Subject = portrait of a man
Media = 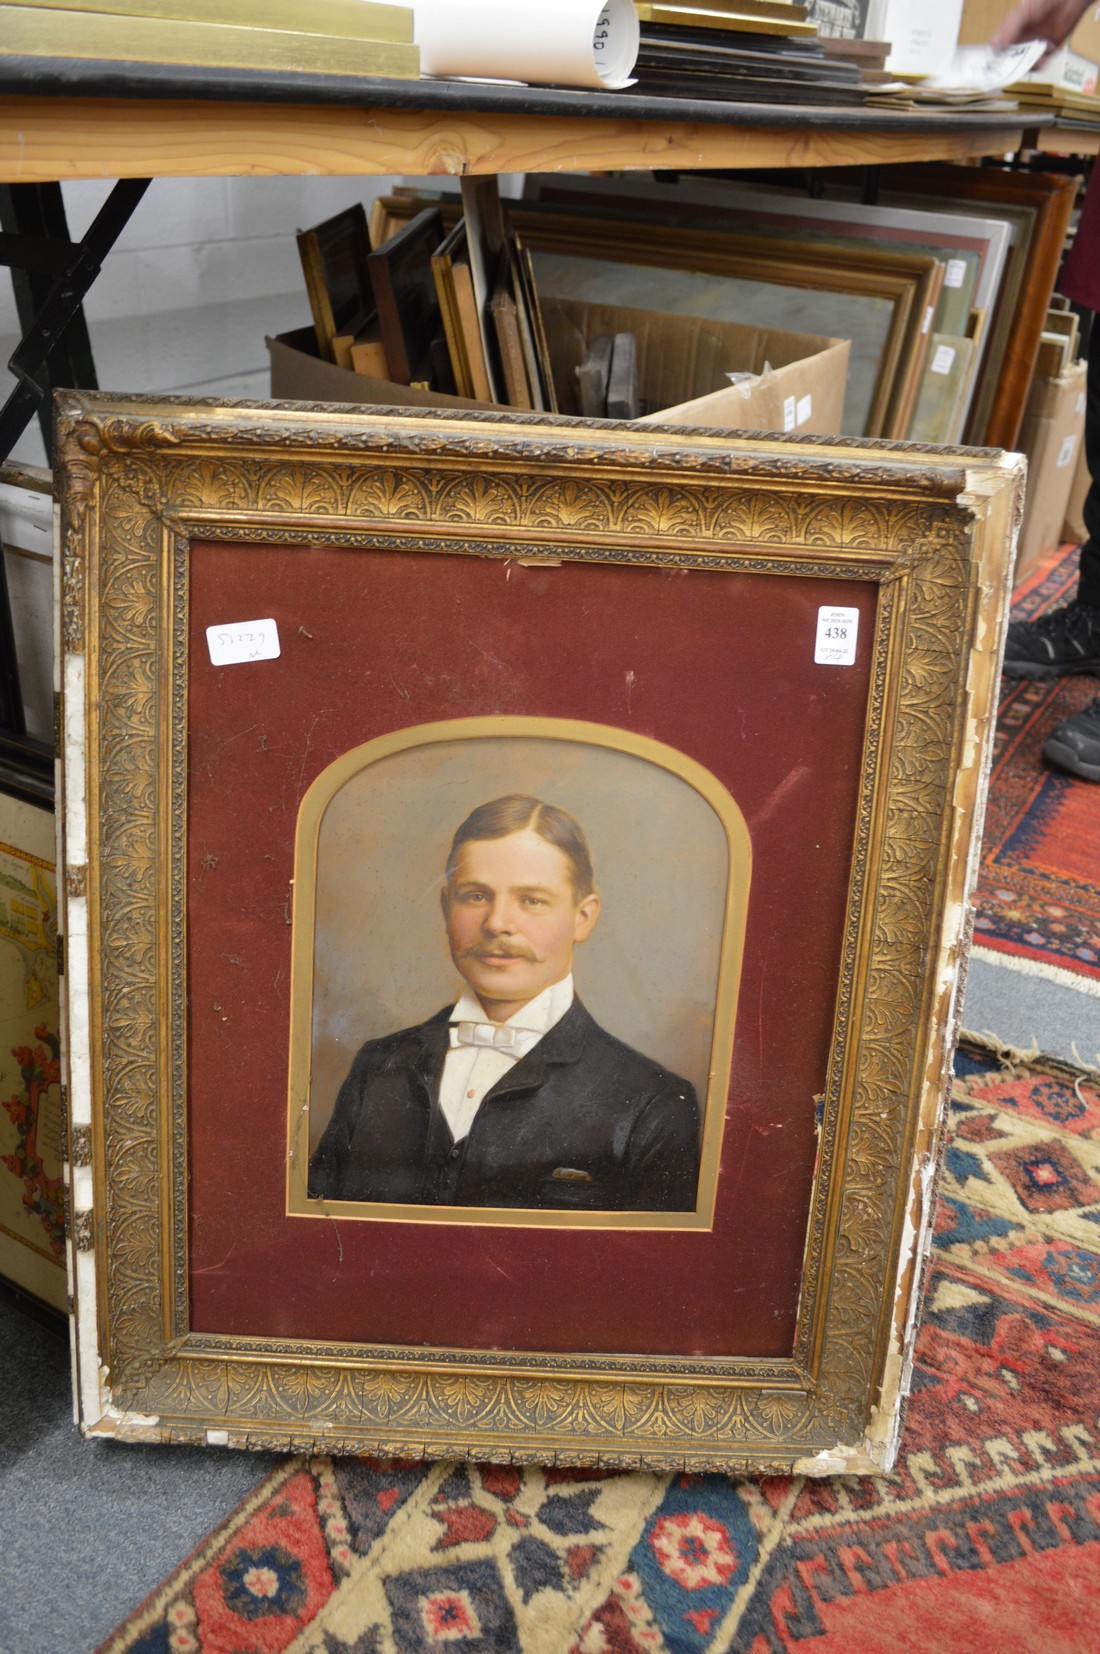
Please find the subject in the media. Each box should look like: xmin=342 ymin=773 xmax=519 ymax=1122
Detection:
xmin=307 ymin=793 xmax=702 ymax=1213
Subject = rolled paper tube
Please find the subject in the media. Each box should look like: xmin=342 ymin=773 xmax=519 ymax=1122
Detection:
xmin=412 ymin=0 xmax=639 ymax=89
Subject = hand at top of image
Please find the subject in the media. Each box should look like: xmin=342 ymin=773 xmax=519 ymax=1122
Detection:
xmin=990 ymin=0 xmax=1093 ymax=52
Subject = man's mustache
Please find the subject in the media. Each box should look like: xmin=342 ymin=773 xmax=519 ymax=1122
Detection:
xmin=457 ymin=942 xmax=538 ymax=962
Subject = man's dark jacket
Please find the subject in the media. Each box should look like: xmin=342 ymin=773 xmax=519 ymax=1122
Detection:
xmin=308 ymin=997 xmax=700 ymax=1212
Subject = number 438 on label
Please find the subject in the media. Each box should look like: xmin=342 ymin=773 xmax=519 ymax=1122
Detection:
xmin=814 ymin=606 xmax=859 ymax=666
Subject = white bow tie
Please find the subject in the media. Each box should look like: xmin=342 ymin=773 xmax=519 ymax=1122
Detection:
xmin=449 ymin=1020 xmax=539 ymax=1056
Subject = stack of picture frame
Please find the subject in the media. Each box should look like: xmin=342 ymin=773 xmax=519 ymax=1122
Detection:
xmin=516 ymin=163 xmax=1079 ymax=452
xmin=371 ymin=189 xmax=946 ymax=441
xmin=525 ymin=172 xmax=1011 ymax=447
xmin=297 ymin=183 xmax=558 ymax=411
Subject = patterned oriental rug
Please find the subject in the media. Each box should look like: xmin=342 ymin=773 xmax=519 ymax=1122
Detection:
xmin=973 ymin=543 xmax=1100 ymax=990
xmin=102 ymin=1043 xmax=1100 ymax=1654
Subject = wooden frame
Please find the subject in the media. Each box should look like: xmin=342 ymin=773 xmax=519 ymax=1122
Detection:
xmin=366 ymin=205 xmax=445 ymax=386
xmin=372 ymin=195 xmax=943 ymax=439
xmin=296 ymin=202 xmax=375 ymax=364
xmin=57 ymin=390 xmax=1022 ymax=1471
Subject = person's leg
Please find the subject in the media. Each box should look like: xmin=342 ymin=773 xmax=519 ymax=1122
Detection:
xmin=1030 ymin=317 xmax=1100 ymax=779
xmin=1003 ymin=311 xmax=1100 ymax=677
xmin=1043 ymin=694 xmax=1100 ymax=780
xmin=1077 ymin=310 xmax=1100 ymax=606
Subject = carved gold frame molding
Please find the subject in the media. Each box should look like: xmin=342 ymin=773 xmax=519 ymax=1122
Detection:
xmin=56 ymin=392 xmax=1022 ymax=1473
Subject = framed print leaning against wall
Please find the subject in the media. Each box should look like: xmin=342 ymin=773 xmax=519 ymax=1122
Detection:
xmin=56 ymin=391 xmax=1023 ymax=1472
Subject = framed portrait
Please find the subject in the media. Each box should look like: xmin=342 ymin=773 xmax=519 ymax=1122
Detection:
xmin=57 ymin=391 xmax=1022 ymax=1472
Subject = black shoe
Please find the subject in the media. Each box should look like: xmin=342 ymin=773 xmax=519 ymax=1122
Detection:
xmin=1002 ymin=600 xmax=1100 ymax=679
xmin=1043 ymin=696 xmax=1100 ymax=781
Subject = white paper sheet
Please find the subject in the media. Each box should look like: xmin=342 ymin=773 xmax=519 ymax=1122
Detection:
xmin=413 ymin=0 xmax=639 ymax=90
xmin=923 ymin=40 xmax=1048 ymax=92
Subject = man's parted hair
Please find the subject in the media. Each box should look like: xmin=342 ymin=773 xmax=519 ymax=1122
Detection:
xmin=445 ymin=795 xmax=595 ymax=899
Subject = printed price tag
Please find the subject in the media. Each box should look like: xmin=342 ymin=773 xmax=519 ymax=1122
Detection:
xmin=206 ymin=617 xmax=281 ymax=666
xmin=1057 ymin=434 xmax=1077 ymax=469
xmin=944 ymin=258 xmax=967 ymax=289
xmin=796 ymin=393 xmax=813 ymax=427
xmin=783 ymin=395 xmax=796 ymax=433
xmin=931 ymin=345 xmax=956 ymax=376
xmin=815 ymin=606 xmax=859 ymax=666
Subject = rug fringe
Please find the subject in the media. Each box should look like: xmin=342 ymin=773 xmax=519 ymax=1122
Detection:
xmin=970 ymin=943 xmax=1100 ymax=1001
xmin=957 ymin=1026 xmax=1100 ymax=1080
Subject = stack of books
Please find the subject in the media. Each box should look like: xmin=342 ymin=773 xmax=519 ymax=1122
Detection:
xmin=0 ymin=0 xmax=419 ymax=78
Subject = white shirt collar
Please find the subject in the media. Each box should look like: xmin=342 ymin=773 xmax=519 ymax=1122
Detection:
xmin=449 ymin=972 xmax=574 ymax=1039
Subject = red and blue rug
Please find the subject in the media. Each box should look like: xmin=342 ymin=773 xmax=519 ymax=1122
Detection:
xmin=974 ymin=543 xmax=1100 ymax=987
xmin=100 ymin=1042 xmax=1100 ymax=1654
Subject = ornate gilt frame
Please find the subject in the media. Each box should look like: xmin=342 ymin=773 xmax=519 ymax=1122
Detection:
xmin=56 ymin=391 xmax=1022 ymax=1473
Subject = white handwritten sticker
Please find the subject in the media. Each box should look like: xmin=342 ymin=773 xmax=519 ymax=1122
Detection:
xmin=931 ymin=345 xmax=956 ymax=375
xmin=783 ymin=395 xmax=796 ymax=433
xmin=207 ymin=617 xmax=281 ymax=666
xmin=944 ymin=258 xmax=967 ymax=289
xmin=922 ymin=305 xmax=933 ymax=335
xmin=1057 ymin=434 xmax=1077 ymax=469
xmin=796 ymin=393 xmax=813 ymax=427
xmin=815 ymin=606 xmax=859 ymax=666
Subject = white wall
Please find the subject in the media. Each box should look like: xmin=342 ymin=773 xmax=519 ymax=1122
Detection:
xmin=1 ymin=174 xmax=410 ymax=738
xmin=0 ymin=174 xmax=402 ymax=467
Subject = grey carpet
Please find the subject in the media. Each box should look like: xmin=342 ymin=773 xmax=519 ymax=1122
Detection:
xmin=0 ymin=1289 xmax=280 ymax=1654
xmin=962 ymin=950 xmax=1100 ymax=1069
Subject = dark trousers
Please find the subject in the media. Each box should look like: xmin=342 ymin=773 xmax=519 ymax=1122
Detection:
xmin=1080 ymin=312 xmax=1100 ymax=607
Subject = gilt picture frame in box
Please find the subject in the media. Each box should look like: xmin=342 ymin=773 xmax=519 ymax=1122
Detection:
xmin=56 ymin=391 xmax=1021 ymax=1472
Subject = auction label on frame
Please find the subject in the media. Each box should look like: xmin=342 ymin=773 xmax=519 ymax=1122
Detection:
xmin=206 ymin=617 xmax=281 ymax=666
xmin=814 ymin=606 xmax=859 ymax=666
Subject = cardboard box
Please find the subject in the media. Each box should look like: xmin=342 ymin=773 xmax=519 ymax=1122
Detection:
xmin=269 ymin=305 xmax=850 ymax=438
xmin=1071 ymin=2 xmax=1100 ymax=65
xmin=269 ymin=326 xmax=497 ymax=411
xmin=543 ymin=298 xmax=848 ymax=435
xmin=1025 ymin=44 xmax=1098 ymax=92
xmin=956 ymin=0 xmax=1011 ymax=43
xmin=1016 ymin=357 xmax=1087 ymax=581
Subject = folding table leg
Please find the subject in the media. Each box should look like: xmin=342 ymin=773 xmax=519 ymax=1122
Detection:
xmin=0 ymin=176 xmax=150 ymax=798
xmin=0 ymin=177 xmax=150 ymax=461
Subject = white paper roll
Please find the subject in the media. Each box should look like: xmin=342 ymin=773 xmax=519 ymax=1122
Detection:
xmin=413 ymin=0 xmax=639 ymax=90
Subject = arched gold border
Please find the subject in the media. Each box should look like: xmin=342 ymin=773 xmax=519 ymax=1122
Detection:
xmin=285 ymin=716 xmax=751 ymax=1231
